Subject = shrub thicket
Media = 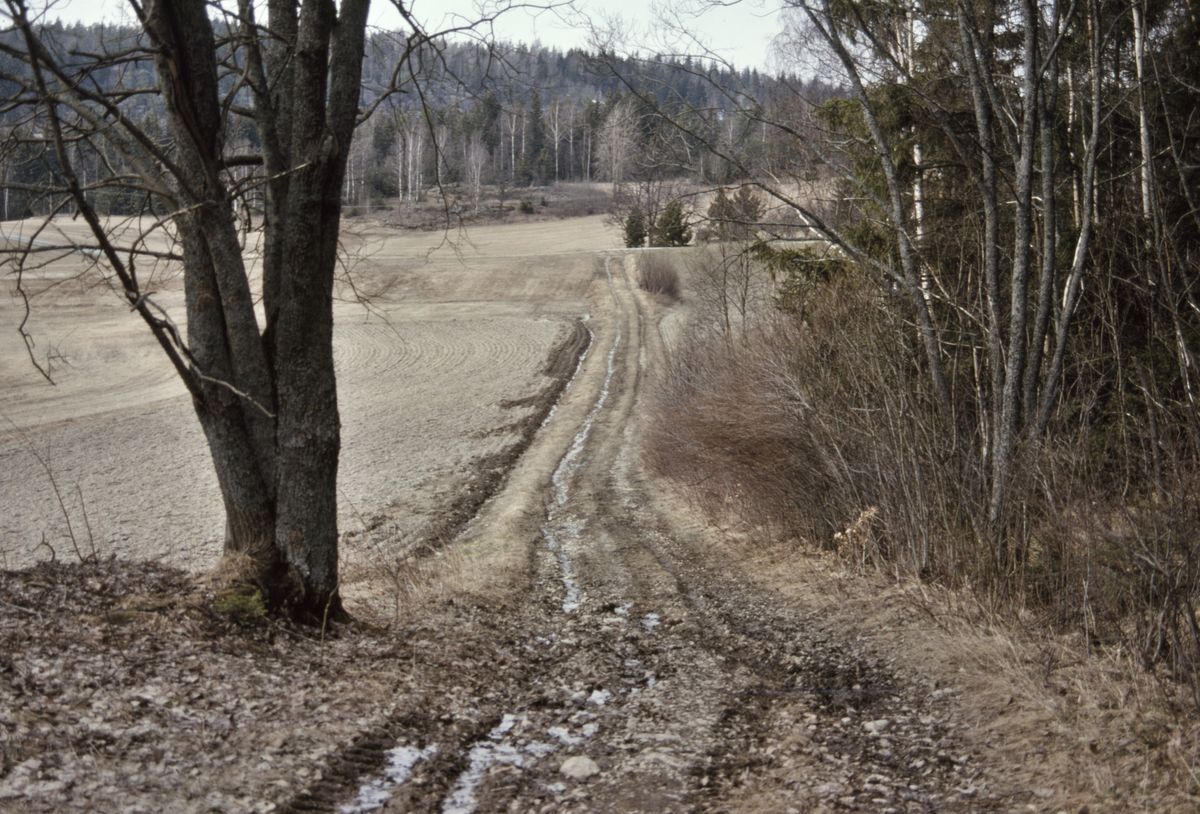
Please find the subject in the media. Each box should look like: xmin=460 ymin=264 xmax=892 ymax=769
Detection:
xmin=644 ymin=269 xmax=1200 ymax=691
xmin=637 ymin=253 xmax=681 ymax=300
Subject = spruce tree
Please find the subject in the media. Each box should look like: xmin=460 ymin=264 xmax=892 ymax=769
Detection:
xmin=624 ymin=206 xmax=648 ymax=248
xmin=650 ymin=200 xmax=692 ymax=247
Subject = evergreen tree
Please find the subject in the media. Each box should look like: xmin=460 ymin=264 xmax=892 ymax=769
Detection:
xmin=650 ymin=200 xmax=691 ymax=247
xmin=624 ymin=206 xmax=648 ymax=248
xmin=706 ymin=187 xmax=736 ymax=241
xmin=520 ymin=90 xmax=552 ymax=186
xmin=707 ymin=186 xmax=764 ymax=241
xmin=732 ymin=187 xmax=764 ymax=232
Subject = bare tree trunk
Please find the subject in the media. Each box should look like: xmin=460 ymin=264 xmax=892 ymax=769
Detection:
xmin=145 ymin=0 xmax=280 ymax=563
xmin=987 ymin=0 xmax=1042 ymax=553
xmin=1025 ymin=50 xmax=1061 ymax=420
xmin=507 ymin=110 xmax=518 ymax=181
xmin=1036 ymin=0 xmax=1103 ymax=435
xmin=1067 ymin=65 xmax=1082 ymax=228
xmin=1132 ymin=0 xmax=1154 ymax=224
xmin=803 ymin=0 xmax=951 ymax=413
xmin=550 ymin=98 xmax=562 ymax=181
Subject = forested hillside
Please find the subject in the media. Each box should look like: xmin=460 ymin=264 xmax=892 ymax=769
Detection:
xmin=0 ymin=20 xmax=837 ymax=220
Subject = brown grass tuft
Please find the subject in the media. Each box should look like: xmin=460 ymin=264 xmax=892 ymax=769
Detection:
xmin=206 ymin=548 xmax=268 ymax=591
xmin=636 ymin=252 xmax=682 ymax=300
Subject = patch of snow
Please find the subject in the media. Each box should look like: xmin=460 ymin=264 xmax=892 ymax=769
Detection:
xmin=339 ymin=743 xmax=437 ymax=814
xmin=442 ymin=715 xmax=565 ymax=814
xmin=548 ymin=726 xmax=582 ymax=745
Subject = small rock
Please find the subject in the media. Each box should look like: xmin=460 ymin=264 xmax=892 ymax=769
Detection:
xmin=864 ymin=719 xmax=891 ymax=734
xmin=560 ymin=755 xmax=600 ymax=781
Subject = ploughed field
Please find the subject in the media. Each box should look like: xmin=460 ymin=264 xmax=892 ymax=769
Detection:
xmin=0 ymin=215 xmax=612 ymax=582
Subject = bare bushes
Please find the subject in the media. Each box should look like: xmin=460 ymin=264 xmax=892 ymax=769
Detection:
xmin=645 ymin=268 xmax=1200 ymax=700
xmin=636 ymin=252 xmax=681 ymax=300
xmin=643 ymin=316 xmax=834 ymax=543
xmin=1012 ymin=431 xmax=1200 ymax=692
xmin=645 ymin=274 xmax=978 ymax=574
xmin=685 ymin=243 xmax=775 ymax=338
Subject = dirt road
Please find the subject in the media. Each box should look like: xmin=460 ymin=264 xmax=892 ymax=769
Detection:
xmin=282 ymin=254 xmax=1005 ymax=814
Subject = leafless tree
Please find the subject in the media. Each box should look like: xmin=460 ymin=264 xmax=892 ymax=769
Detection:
xmin=465 ymin=132 xmax=488 ymax=212
xmin=398 ymin=110 xmax=426 ymax=212
xmin=0 ymin=0 xmax=524 ymax=620
xmin=596 ymin=97 xmax=636 ymax=193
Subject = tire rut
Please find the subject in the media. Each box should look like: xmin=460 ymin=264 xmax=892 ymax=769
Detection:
xmin=289 ymin=253 xmax=1005 ymax=813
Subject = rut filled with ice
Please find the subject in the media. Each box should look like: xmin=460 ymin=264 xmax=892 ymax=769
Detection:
xmin=545 ymin=255 xmax=622 ymax=614
xmin=341 ymin=255 xmax=630 ymax=814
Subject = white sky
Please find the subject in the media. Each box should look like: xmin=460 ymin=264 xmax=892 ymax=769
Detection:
xmin=52 ymin=0 xmax=788 ymax=73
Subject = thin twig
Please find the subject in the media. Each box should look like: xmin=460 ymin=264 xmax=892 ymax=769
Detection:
xmin=0 ymin=597 xmax=44 ymax=623
xmin=75 ymin=484 xmax=98 ymax=561
xmin=192 ymin=369 xmax=277 ymax=419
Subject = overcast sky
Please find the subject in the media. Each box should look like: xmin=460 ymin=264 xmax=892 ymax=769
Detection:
xmin=53 ymin=0 xmax=788 ymax=73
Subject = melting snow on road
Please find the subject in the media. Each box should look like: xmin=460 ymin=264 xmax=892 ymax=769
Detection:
xmin=339 ymin=743 xmax=438 ymax=814
xmin=441 ymin=715 xmax=559 ymax=814
xmin=545 ymin=255 xmax=623 ymax=613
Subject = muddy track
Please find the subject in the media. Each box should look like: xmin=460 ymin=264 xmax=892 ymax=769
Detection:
xmin=391 ymin=319 xmax=592 ymax=554
xmin=284 ymin=254 xmax=1007 ymax=813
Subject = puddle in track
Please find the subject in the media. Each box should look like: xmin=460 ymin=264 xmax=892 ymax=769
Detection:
xmin=544 ymin=517 xmax=584 ymax=613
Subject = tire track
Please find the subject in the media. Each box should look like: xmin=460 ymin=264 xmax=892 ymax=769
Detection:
xmin=290 ymin=251 xmax=1002 ymax=814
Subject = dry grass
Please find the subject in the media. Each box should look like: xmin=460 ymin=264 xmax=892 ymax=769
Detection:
xmin=636 ymin=252 xmax=682 ymax=300
xmin=205 ymin=550 xmax=263 ymax=590
xmin=690 ymin=526 xmax=1200 ymax=810
xmin=643 ymin=267 xmax=1200 ymax=805
xmin=338 ymin=522 xmax=539 ymax=626
xmin=336 ymin=523 xmax=481 ymax=624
